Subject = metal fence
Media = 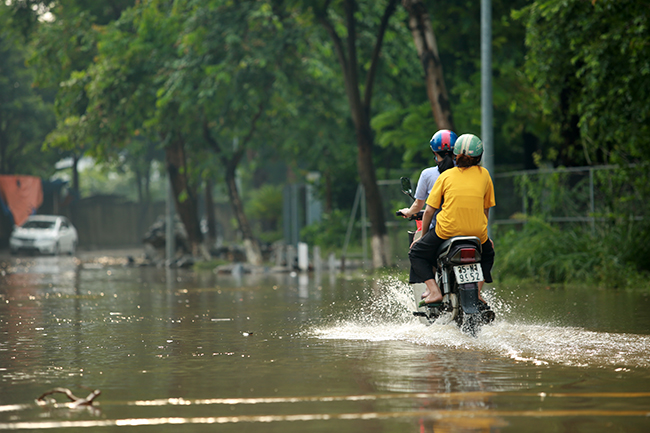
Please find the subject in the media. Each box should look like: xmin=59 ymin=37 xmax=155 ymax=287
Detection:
xmin=491 ymin=164 xmax=646 ymax=228
xmin=343 ymin=164 xmax=647 ymax=265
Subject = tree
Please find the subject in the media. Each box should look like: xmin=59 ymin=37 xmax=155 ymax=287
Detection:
xmin=402 ymin=0 xmax=454 ymax=131
xmin=154 ymin=0 xmax=312 ymax=264
xmin=373 ymin=0 xmax=545 ymax=172
xmin=0 ymin=6 xmax=57 ymax=176
xmin=516 ymin=0 xmax=650 ymax=166
xmin=6 ymin=0 xmax=136 ymax=195
xmin=310 ymin=0 xmax=400 ymax=268
xmin=263 ymin=32 xmax=360 ymax=214
xmin=75 ymin=2 xmax=207 ymax=254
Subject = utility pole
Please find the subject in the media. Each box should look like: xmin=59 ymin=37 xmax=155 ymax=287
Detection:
xmin=481 ymin=0 xmax=494 ymax=236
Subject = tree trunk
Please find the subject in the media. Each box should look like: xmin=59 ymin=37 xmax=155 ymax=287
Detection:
xmin=135 ymin=167 xmax=144 ymax=204
xmin=165 ymin=137 xmax=203 ymax=255
xmin=224 ymin=153 xmax=263 ymax=266
xmin=204 ymin=179 xmax=217 ymax=248
xmin=402 ymin=0 xmax=455 ymax=130
xmin=324 ymin=171 xmax=333 ymax=213
xmin=202 ymin=119 xmax=264 ymax=266
xmin=356 ymin=123 xmax=392 ymax=268
xmin=317 ymin=0 xmax=398 ymax=268
xmin=558 ymin=84 xmax=582 ymax=166
xmin=71 ymin=153 xmax=80 ymax=199
xmin=522 ymin=130 xmax=539 ymax=170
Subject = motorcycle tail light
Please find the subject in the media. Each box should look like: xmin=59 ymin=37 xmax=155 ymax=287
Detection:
xmin=460 ymin=248 xmax=477 ymax=263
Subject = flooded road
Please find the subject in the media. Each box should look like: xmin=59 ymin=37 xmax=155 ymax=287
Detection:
xmin=1 ymin=255 xmax=649 ymax=432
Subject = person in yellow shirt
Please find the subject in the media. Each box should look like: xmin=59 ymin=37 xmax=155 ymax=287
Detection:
xmin=408 ymin=134 xmax=496 ymax=306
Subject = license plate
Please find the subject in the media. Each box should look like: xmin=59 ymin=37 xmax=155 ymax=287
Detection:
xmin=453 ymin=263 xmax=484 ymax=284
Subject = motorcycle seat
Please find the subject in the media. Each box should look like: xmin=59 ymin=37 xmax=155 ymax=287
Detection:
xmin=437 ymin=236 xmax=482 ymax=259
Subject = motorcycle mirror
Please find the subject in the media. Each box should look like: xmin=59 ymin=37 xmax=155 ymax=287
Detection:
xmin=400 ymin=177 xmax=414 ymax=200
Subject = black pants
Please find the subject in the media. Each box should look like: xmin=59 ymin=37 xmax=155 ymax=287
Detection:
xmin=408 ymin=230 xmax=495 ymax=284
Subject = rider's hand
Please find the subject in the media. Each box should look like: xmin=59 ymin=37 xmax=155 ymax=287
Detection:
xmin=398 ymin=208 xmax=411 ymax=218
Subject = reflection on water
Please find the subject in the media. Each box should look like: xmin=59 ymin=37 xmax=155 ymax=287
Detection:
xmin=1 ymin=255 xmax=649 ymax=432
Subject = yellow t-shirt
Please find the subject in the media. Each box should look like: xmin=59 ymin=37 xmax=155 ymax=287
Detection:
xmin=426 ymin=166 xmax=496 ymax=243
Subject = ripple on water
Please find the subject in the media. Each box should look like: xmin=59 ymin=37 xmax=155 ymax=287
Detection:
xmin=311 ymin=276 xmax=650 ymax=370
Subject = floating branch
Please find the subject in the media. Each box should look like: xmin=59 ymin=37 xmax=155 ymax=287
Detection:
xmin=36 ymin=388 xmax=101 ymax=407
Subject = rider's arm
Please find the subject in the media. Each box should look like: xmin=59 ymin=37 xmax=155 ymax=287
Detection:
xmin=398 ymin=199 xmax=425 ymax=218
xmin=485 ymin=208 xmax=494 ymax=248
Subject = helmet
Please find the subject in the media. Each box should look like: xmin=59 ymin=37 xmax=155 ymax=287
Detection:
xmin=453 ymin=134 xmax=483 ymax=157
xmin=429 ymin=129 xmax=458 ymax=153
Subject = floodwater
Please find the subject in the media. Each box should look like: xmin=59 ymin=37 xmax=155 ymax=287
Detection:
xmin=1 ymin=255 xmax=649 ymax=432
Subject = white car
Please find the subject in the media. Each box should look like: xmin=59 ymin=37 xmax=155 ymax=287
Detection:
xmin=9 ymin=215 xmax=78 ymax=255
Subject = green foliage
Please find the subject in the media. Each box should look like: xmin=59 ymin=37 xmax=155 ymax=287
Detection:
xmin=495 ymin=218 xmax=593 ymax=284
xmin=5 ymin=0 xmax=649 ymax=268
xmin=515 ymin=0 xmax=650 ymax=165
xmin=300 ymin=209 xmax=355 ymax=252
xmin=0 ymin=6 xmax=58 ymax=176
xmin=515 ymin=170 xmax=573 ymax=219
xmin=372 ymin=0 xmax=536 ymax=170
xmin=75 ymin=157 xmax=165 ymax=202
xmin=494 ymin=217 xmax=645 ymax=287
xmin=497 ymin=164 xmax=650 ymax=287
xmin=372 ymin=102 xmax=437 ymax=168
xmin=245 ymin=184 xmax=284 ymax=243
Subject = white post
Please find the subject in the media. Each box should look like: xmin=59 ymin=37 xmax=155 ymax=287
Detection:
xmin=328 ymin=252 xmax=337 ymax=271
xmin=298 ymin=242 xmax=309 ymax=272
xmin=275 ymin=244 xmax=284 ymax=267
xmin=286 ymin=245 xmax=296 ymax=270
xmin=313 ymin=245 xmax=322 ymax=273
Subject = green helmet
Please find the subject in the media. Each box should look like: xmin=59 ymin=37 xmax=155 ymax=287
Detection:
xmin=453 ymin=134 xmax=483 ymax=157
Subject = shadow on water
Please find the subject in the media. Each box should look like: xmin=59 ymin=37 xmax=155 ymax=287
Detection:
xmin=0 ymin=255 xmax=649 ymax=432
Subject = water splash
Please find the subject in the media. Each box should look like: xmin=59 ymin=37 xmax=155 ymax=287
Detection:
xmin=312 ymin=276 xmax=650 ymax=370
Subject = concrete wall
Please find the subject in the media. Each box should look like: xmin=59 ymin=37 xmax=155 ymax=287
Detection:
xmin=65 ymin=197 xmax=236 ymax=249
xmin=67 ymin=197 xmax=165 ymax=249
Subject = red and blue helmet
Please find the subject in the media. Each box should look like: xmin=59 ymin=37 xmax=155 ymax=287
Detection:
xmin=429 ymin=129 xmax=458 ymax=153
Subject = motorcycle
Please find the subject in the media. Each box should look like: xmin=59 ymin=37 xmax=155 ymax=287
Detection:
xmin=396 ymin=177 xmax=495 ymax=337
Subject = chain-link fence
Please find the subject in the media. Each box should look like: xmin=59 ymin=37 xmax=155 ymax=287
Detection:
xmin=379 ymin=164 xmax=646 ymax=229
xmin=358 ymin=164 xmax=648 ymax=263
xmin=492 ymin=164 xmax=646 ymax=228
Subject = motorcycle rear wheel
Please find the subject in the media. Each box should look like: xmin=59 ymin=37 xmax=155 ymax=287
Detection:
xmin=460 ymin=313 xmax=482 ymax=338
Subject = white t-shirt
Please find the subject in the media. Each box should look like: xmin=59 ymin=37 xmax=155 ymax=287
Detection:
xmin=414 ymin=166 xmax=440 ymax=201
xmin=414 ymin=166 xmax=440 ymax=230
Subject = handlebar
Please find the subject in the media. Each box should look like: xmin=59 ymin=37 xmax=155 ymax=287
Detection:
xmin=395 ymin=210 xmax=424 ymax=221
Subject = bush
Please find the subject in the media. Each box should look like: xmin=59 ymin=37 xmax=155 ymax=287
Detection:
xmin=300 ymin=209 xmax=357 ymax=252
xmin=493 ymin=216 xmax=646 ymax=288
xmin=245 ymin=184 xmax=284 ymax=243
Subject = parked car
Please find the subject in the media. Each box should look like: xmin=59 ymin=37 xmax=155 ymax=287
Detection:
xmin=9 ymin=215 xmax=78 ymax=256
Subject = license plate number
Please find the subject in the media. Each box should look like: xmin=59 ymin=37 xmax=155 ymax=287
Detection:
xmin=453 ymin=263 xmax=484 ymax=284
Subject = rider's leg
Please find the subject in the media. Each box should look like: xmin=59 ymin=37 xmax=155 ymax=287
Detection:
xmin=409 ymin=230 xmax=444 ymax=304
xmin=478 ymin=238 xmax=495 ymax=303
xmin=421 ymin=266 xmax=437 ymax=298
xmin=421 ymin=278 xmax=443 ymax=304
